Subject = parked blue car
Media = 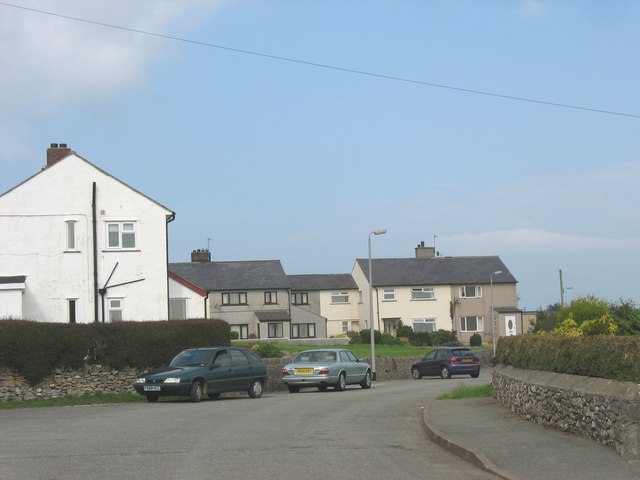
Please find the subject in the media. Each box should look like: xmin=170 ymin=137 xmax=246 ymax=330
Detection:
xmin=411 ymin=347 xmax=481 ymax=379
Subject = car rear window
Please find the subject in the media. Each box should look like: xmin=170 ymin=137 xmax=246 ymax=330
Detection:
xmin=451 ymin=349 xmax=474 ymax=357
xmin=294 ymin=351 xmax=337 ymax=363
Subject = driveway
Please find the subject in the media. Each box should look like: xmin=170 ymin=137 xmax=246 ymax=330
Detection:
xmin=0 ymin=370 xmax=497 ymax=480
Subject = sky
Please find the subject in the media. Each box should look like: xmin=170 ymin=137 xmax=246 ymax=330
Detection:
xmin=1 ymin=0 xmax=639 ymax=311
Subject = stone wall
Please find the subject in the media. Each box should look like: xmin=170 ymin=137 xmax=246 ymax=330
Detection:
xmin=492 ymin=364 xmax=640 ymax=460
xmin=0 ymin=350 xmax=494 ymax=402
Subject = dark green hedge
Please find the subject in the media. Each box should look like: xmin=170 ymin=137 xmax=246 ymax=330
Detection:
xmin=496 ymin=335 xmax=640 ymax=382
xmin=0 ymin=319 xmax=229 ymax=385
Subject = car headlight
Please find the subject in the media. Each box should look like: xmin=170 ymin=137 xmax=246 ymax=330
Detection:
xmin=135 ymin=378 xmax=146 ymax=384
xmin=163 ymin=377 xmax=181 ymax=384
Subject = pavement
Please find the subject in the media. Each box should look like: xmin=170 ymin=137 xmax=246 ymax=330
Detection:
xmin=421 ymin=396 xmax=640 ymax=480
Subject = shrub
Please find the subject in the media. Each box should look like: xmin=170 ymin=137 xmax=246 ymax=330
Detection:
xmin=430 ymin=329 xmax=458 ymax=346
xmin=380 ymin=333 xmax=401 ymax=345
xmin=346 ymin=330 xmax=363 ymax=344
xmin=251 ymin=342 xmax=283 ymax=358
xmin=469 ymin=333 xmax=482 ymax=347
xmin=229 ymin=331 xmax=239 ymax=340
xmin=359 ymin=329 xmax=382 ymax=344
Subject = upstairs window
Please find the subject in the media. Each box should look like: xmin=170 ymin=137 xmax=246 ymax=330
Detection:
xmin=264 ymin=291 xmax=278 ymax=304
xmin=411 ymin=287 xmax=434 ymax=300
xmin=292 ymin=292 xmax=309 ymax=305
xmin=460 ymin=285 xmax=482 ymax=298
xmin=107 ymin=222 xmax=136 ymax=249
xmin=222 ymin=292 xmax=247 ymax=305
xmin=331 ymin=291 xmax=349 ymax=303
xmin=66 ymin=221 xmax=77 ymax=250
xmin=383 ymin=288 xmax=396 ymax=301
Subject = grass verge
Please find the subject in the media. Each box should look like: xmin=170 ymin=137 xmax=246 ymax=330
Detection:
xmin=0 ymin=392 xmax=145 ymax=410
xmin=437 ymin=383 xmax=492 ymax=400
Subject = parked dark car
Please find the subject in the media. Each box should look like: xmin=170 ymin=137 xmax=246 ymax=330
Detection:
xmin=134 ymin=347 xmax=267 ymax=402
xmin=281 ymin=348 xmax=372 ymax=392
xmin=411 ymin=347 xmax=481 ymax=379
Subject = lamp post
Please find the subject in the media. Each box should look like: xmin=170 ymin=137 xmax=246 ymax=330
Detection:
xmin=490 ymin=270 xmax=503 ymax=359
xmin=368 ymin=228 xmax=386 ymax=381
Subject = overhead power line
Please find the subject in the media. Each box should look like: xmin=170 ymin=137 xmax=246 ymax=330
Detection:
xmin=2 ymin=1 xmax=639 ymax=119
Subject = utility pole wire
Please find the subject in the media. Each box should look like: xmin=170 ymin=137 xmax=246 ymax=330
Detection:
xmin=2 ymin=1 xmax=639 ymax=119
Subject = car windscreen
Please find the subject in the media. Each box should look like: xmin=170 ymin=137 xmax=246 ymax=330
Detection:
xmin=170 ymin=350 xmax=213 ymax=366
xmin=294 ymin=351 xmax=337 ymax=363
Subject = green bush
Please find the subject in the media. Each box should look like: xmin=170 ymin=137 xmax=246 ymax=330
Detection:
xmin=380 ymin=333 xmax=401 ymax=345
xmin=229 ymin=330 xmax=239 ymax=340
xmin=431 ymin=329 xmax=459 ymax=346
xmin=251 ymin=342 xmax=283 ymax=358
xmin=0 ymin=319 xmax=230 ymax=385
xmin=469 ymin=333 xmax=482 ymax=347
xmin=359 ymin=329 xmax=382 ymax=344
xmin=346 ymin=330 xmax=363 ymax=344
xmin=496 ymin=335 xmax=640 ymax=382
xmin=409 ymin=331 xmax=432 ymax=346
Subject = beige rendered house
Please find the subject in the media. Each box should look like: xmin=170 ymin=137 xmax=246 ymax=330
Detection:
xmin=351 ymin=243 xmax=520 ymax=346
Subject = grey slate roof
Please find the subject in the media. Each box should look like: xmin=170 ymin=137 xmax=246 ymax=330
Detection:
xmin=169 ymin=260 xmax=289 ymax=291
xmin=355 ymin=256 xmax=517 ymax=287
xmin=287 ymin=274 xmax=358 ymax=291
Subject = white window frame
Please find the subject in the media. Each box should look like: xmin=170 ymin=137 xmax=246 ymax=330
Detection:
xmin=341 ymin=321 xmax=349 ymax=334
xmin=460 ymin=316 xmax=484 ymax=332
xmin=460 ymin=285 xmax=482 ymax=298
xmin=412 ymin=318 xmax=437 ymax=332
xmin=230 ymin=324 xmax=249 ymax=339
xmin=383 ymin=288 xmax=396 ymax=301
xmin=66 ymin=220 xmax=77 ymax=250
xmin=331 ymin=291 xmax=349 ymax=304
xmin=411 ymin=287 xmax=435 ymax=300
xmin=107 ymin=222 xmax=136 ymax=249
xmin=108 ymin=298 xmax=123 ymax=322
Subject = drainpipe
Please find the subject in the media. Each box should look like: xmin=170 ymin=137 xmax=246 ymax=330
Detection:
xmin=92 ymin=182 xmax=99 ymax=323
xmin=165 ymin=212 xmax=176 ymax=320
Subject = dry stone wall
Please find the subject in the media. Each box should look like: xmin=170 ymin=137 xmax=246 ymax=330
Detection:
xmin=492 ymin=364 xmax=640 ymax=460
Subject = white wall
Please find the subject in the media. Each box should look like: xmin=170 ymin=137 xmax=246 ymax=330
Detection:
xmin=0 ymin=155 xmax=173 ymax=322
xmin=168 ymin=277 xmax=206 ymax=319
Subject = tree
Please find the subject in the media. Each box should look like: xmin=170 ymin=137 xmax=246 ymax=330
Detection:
xmin=557 ymin=296 xmax=610 ymax=326
xmin=609 ymin=299 xmax=640 ymax=335
xmin=530 ymin=303 xmax=561 ymax=333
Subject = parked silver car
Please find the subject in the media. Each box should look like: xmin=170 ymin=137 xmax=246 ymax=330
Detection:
xmin=281 ymin=348 xmax=372 ymax=393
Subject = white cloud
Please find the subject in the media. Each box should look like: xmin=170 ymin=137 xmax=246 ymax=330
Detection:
xmin=0 ymin=0 xmax=232 ymax=161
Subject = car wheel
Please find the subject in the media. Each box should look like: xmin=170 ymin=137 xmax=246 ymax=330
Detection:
xmin=470 ymin=371 xmax=480 ymax=378
xmin=318 ymin=385 xmax=329 ymax=392
xmin=248 ymin=379 xmax=263 ymax=398
xmin=208 ymin=392 xmax=221 ymax=400
xmin=360 ymin=370 xmax=372 ymax=389
xmin=190 ymin=381 xmax=203 ymax=402
xmin=146 ymin=394 xmax=159 ymax=403
xmin=334 ymin=372 xmax=346 ymax=391
xmin=287 ymin=385 xmax=300 ymax=393
xmin=411 ymin=367 xmax=422 ymax=380
xmin=440 ymin=366 xmax=451 ymax=379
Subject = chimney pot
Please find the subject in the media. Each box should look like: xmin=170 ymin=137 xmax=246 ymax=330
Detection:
xmin=191 ymin=249 xmax=211 ymax=262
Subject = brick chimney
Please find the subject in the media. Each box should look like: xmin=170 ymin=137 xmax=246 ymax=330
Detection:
xmin=191 ymin=249 xmax=211 ymax=262
xmin=415 ymin=241 xmax=435 ymax=258
xmin=46 ymin=143 xmax=72 ymax=167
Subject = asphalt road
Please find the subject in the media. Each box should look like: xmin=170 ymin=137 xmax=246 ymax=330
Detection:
xmin=0 ymin=371 xmax=498 ymax=480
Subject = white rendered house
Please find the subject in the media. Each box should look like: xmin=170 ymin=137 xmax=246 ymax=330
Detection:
xmin=0 ymin=144 xmax=175 ymax=323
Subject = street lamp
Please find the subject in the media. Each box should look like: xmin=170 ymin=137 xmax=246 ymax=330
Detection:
xmin=368 ymin=228 xmax=386 ymax=381
xmin=490 ymin=270 xmax=503 ymax=359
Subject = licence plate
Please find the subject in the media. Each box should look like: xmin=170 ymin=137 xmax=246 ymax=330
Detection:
xmin=461 ymin=358 xmax=473 ymax=363
xmin=143 ymin=386 xmax=161 ymax=391
xmin=295 ymin=368 xmax=314 ymax=375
